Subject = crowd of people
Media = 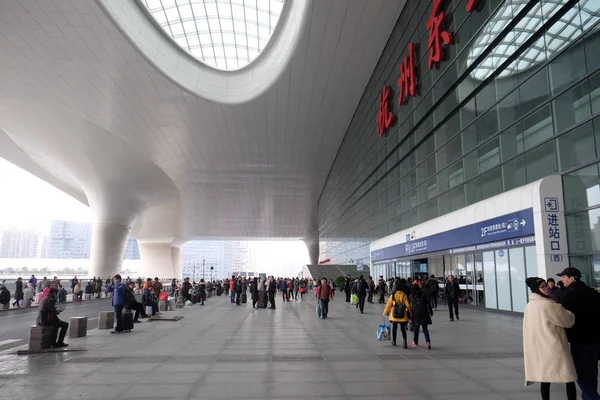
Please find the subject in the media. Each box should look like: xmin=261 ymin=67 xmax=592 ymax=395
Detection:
xmin=12 ymin=265 xmax=600 ymax=399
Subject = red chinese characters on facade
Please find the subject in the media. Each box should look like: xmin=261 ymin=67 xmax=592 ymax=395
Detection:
xmin=426 ymin=0 xmax=452 ymax=69
xmin=466 ymin=0 xmax=477 ymax=12
xmin=377 ymin=85 xmax=393 ymax=137
xmin=398 ymin=42 xmax=416 ymax=105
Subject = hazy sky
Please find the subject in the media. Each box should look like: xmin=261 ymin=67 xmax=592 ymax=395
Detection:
xmin=0 ymin=158 xmax=309 ymax=272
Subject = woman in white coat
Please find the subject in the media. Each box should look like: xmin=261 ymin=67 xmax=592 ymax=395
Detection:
xmin=523 ymin=277 xmax=577 ymax=400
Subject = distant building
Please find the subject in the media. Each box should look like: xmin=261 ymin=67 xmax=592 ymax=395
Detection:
xmin=0 ymin=228 xmax=40 ymax=258
xmin=182 ymin=241 xmax=238 ymax=281
xmin=49 ymin=221 xmax=92 ymax=259
xmin=39 ymin=235 xmax=51 ymax=258
xmin=124 ymin=238 xmax=140 ymax=260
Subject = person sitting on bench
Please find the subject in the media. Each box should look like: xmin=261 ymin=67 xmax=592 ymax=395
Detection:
xmin=36 ymin=287 xmax=68 ymax=348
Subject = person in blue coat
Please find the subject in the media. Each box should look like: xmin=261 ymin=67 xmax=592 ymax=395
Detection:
xmin=111 ymin=274 xmax=127 ymax=334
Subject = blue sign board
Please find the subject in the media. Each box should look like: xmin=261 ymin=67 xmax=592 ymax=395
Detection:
xmin=371 ymin=208 xmax=535 ymax=262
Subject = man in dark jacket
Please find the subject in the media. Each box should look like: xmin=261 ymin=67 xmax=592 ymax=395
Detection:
xmin=445 ymin=275 xmax=460 ymax=321
xmin=367 ymin=276 xmax=375 ymax=304
xmin=267 ymin=276 xmax=277 ymax=309
xmin=0 ymin=285 xmax=10 ymax=310
xmin=378 ymin=277 xmax=387 ymax=304
xmin=126 ymin=281 xmax=147 ymax=322
xmin=356 ymin=275 xmax=368 ymax=314
xmin=36 ymin=287 xmax=68 ymax=348
xmin=235 ymin=278 xmax=243 ymax=306
xmin=425 ymin=275 xmax=440 ymax=310
xmin=558 ymin=267 xmax=600 ymax=400
xmin=344 ymin=275 xmax=352 ymax=303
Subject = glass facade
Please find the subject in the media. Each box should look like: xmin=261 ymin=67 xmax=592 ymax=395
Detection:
xmin=318 ymin=0 xmax=600 ymax=288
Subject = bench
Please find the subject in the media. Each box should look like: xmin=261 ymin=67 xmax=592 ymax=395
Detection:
xmin=29 ymin=325 xmax=54 ymax=351
xmin=68 ymin=317 xmax=87 ymax=338
xmin=98 ymin=311 xmax=114 ymax=329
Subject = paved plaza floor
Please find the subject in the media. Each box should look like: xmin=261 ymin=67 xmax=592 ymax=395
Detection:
xmin=0 ymin=293 xmax=583 ymax=399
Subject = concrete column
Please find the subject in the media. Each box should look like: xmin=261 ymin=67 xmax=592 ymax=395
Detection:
xmin=303 ymin=237 xmax=320 ymax=265
xmin=89 ymin=222 xmax=130 ymax=279
xmin=138 ymin=242 xmax=182 ymax=279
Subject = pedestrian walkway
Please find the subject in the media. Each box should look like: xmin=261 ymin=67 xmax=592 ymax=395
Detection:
xmin=0 ymin=294 xmax=579 ymax=399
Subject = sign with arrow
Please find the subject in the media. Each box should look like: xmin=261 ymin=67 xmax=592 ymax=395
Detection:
xmin=372 ymin=208 xmax=535 ymax=262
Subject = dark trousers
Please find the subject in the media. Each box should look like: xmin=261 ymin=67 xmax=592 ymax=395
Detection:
xmin=235 ymin=292 xmax=241 ymax=305
xmin=367 ymin=291 xmax=373 ymax=303
xmin=49 ymin=320 xmax=69 ymax=345
xmin=413 ymin=325 xmax=431 ymax=344
xmin=252 ymin=295 xmax=258 ymax=308
xmin=319 ymin=299 xmax=329 ymax=318
xmin=379 ymin=292 xmax=385 ymax=304
xmin=540 ymin=382 xmax=576 ymax=400
xmin=571 ymin=343 xmax=600 ymax=400
xmin=200 ymin=292 xmax=206 ymax=305
xmin=268 ymin=292 xmax=275 ymax=309
xmin=230 ymin=290 xmax=235 ymax=303
xmin=448 ymin=297 xmax=459 ymax=320
xmin=345 ymin=291 xmax=351 ymax=302
xmin=358 ymin=295 xmax=366 ymax=313
xmin=130 ymin=302 xmax=144 ymax=320
xmin=294 ymin=290 xmax=298 ymax=300
xmin=430 ymin=292 xmax=438 ymax=308
xmin=114 ymin=304 xmax=124 ymax=332
xmin=392 ymin=322 xmax=407 ymax=343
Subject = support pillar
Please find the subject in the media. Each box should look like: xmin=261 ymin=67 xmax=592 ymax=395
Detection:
xmin=89 ymin=222 xmax=130 ymax=279
xmin=303 ymin=237 xmax=320 ymax=266
xmin=138 ymin=242 xmax=182 ymax=279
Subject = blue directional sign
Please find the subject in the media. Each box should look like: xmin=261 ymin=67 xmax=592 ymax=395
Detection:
xmin=371 ymin=208 xmax=535 ymax=262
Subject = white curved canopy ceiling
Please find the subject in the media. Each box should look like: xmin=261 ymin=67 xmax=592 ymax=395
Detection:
xmin=140 ymin=0 xmax=285 ymax=71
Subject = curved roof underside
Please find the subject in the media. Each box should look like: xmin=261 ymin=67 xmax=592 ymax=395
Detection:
xmin=0 ymin=0 xmax=406 ymax=242
xmin=140 ymin=0 xmax=285 ymax=71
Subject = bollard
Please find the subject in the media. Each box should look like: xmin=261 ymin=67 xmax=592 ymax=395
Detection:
xmin=98 ymin=311 xmax=114 ymax=329
xmin=29 ymin=325 xmax=53 ymax=351
xmin=68 ymin=317 xmax=87 ymax=338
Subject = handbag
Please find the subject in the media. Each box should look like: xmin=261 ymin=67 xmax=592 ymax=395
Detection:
xmin=377 ymin=318 xmax=391 ymax=341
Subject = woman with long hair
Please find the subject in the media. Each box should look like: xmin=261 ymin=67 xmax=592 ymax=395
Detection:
xmin=523 ymin=277 xmax=577 ymax=400
xmin=383 ymin=279 xmax=411 ymax=348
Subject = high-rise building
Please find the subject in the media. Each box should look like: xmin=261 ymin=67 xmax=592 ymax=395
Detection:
xmin=38 ymin=235 xmax=51 ymax=259
xmin=124 ymin=238 xmax=140 ymax=260
xmin=0 ymin=228 xmax=40 ymax=258
xmin=181 ymin=240 xmax=233 ymax=281
xmin=49 ymin=221 xmax=92 ymax=259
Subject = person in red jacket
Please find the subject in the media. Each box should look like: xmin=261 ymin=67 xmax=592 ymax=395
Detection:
xmin=229 ymin=276 xmax=235 ymax=304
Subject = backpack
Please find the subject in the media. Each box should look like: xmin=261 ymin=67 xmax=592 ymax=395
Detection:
xmin=392 ymin=295 xmax=406 ymax=319
xmin=430 ymin=280 xmax=439 ymax=292
xmin=357 ymin=280 xmax=365 ymax=292
xmin=411 ymin=294 xmax=424 ymax=313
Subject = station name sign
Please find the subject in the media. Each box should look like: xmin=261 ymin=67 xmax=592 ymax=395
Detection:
xmin=377 ymin=0 xmax=479 ymax=137
xmin=371 ymin=208 xmax=534 ymax=262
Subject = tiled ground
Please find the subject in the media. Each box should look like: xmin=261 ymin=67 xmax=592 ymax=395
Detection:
xmin=0 ymin=293 xmax=584 ymax=399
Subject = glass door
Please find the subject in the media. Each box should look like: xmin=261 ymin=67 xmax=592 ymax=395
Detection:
xmin=465 ymin=254 xmax=475 ymax=305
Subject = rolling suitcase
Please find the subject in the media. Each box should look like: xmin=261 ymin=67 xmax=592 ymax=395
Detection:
xmin=122 ymin=310 xmax=134 ymax=332
xmin=242 ymin=293 xmax=247 ymax=304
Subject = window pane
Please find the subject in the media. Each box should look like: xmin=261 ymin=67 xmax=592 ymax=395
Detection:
xmin=590 ymin=70 xmax=600 ymax=116
xmin=500 ymin=124 xmax=524 ymax=161
xmin=448 ymin=160 xmax=464 ymax=188
xmin=519 ymin=67 xmax=550 ymax=116
xmin=526 ymin=141 xmax=557 ymax=182
xmin=525 ymin=245 xmax=538 ymax=278
xmin=465 ymin=177 xmax=482 ymax=206
xmin=418 ymin=198 xmax=438 ymax=223
xmin=483 ymin=251 xmax=498 ymax=309
xmin=557 ymin=121 xmax=596 ymax=171
xmin=563 ymin=164 xmax=600 ymax=212
xmin=481 ymin=167 xmax=503 ymax=200
xmin=478 ymin=137 xmax=500 ymax=173
xmin=509 ymin=247 xmax=527 ymax=313
xmin=503 ymin=154 xmax=527 ymax=190
xmin=566 ymin=209 xmax=600 ymax=254
xmin=520 ymin=104 xmax=554 ymax=150
xmin=557 ymin=79 xmax=593 ymax=133
xmin=549 ymin=40 xmax=586 ymax=96
xmin=448 ymin=184 xmax=466 ymax=212
xmin=495 ymin=249 xmax=512 ymax=311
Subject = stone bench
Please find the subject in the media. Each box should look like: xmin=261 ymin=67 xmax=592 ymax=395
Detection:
xmin=68 ymin=317 xmax=87 ymax=338
xmin=29 ymin=325 xmax=54 ymax=351
xmin=159 ymin=299 xmax=169 ymax=312
xmin=98 ymin=311 xmax=114 ymax=329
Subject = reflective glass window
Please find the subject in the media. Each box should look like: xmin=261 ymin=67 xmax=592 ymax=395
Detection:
xmin=481 ymin=167 xmax=503 ymax=200
xmin=549 ymin=40 xmax=587 ymax=96
xmin=495 ymin=250 xmax=512 ymax=311
xmin=553 ymin=80 xmax=592 ymax=134
xmin=520 ymin=105 xmax=554 ymax=150
xmin=509 ymin=247 xmax=527 ymax=313
xmin=525 ymin=245 xmax=538 ymax=278
xmin=503 ymin=154 xmax=527 ymax=190
xmin=525 ymin=141 xmax=557 ymax=183
xmin=563 ymin=163 xmax=600 ymax=212
xmin=557 ymin=121 xmax=596 ymax=172
xmin=483 ymin=251 xmax=498 ymax=309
